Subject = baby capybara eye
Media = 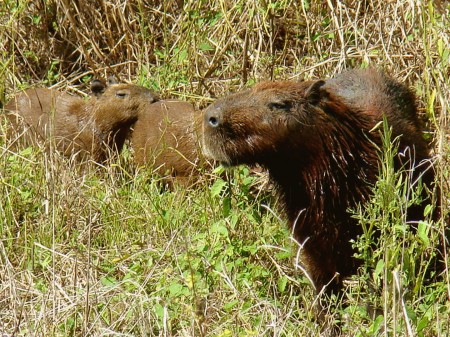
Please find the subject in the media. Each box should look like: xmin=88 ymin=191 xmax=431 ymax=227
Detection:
xmin=115 ymin=90 xmax=128 ymax=99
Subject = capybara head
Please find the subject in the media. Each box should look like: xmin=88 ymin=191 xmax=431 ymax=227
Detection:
xmin=203 ymin=79 xmax=367 ymax=168
xmin=93 ymin=82 xmax=159 ymax=127
xmin=202 ymin=68 xmax=435 ymax=299
xmin=88 ymin=79 xmax=159 ymax=157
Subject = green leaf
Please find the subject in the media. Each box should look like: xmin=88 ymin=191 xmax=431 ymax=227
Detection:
xmin=223 ymin=299 xmax=239 ymax=312
xmin=222 ymin=196 xmax=231 ymax=217
xmin=176 ymin=48 xmax=188 ymax=62
xmin=100 ymin=276 xmax=118 ymax=287
xmin=373 ymin=259 xmax=385 ymax=282
xmin=199 ymin=42 xmax=214 ymax=51
xmin=423 ymin=204 xmax=433 ymax=217
xmin=211 ymin=179 xmax=227 ymax=197
xmin=417 ymin=315 xmax=429 ymax=333
xmin=168 ymin=282 xmax=184 ymax=296
xmin=20 ymin=147 xmax=33 ymax=156
xmin=212 ymin=165 xmax=225 ymax=175
xmin=154 ymin=303 xmax=164 ymax=318
xmin=417 ymin=221 xmax=430 ymax=246
xmin=275 ymin=250 xmax=292 ymax=260
xmin=211 ymin=221 xmax=229 ymax=237
xmin=277 ymin=276 xmax=288 ymax=292
xmin=368 ymin=315 xmax=384 ymax=334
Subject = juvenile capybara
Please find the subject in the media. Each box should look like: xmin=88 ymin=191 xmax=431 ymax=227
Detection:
xmin=130 ymin=99 xmax=204 ymax=179
xmin=4 ymin=81 xmax=159 ymax=162
xmin=202 ymin=68 xmax=436 ymax=299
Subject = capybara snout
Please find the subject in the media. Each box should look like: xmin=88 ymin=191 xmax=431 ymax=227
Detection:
xmin=204 ymin=106 xmax=222 ymax=129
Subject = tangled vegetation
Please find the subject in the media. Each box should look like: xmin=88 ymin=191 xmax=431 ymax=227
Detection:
xmin=1 ymin=1 xmax=449 ymax=336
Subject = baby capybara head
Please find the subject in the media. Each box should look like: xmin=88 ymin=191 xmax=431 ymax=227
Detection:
xmin=88 ymin=79 xmax=159 ymax=153
xmin=98 ymin=83 xmax=157 ymax=112
xmin=91 ymin=80 xmax=159 ymax=126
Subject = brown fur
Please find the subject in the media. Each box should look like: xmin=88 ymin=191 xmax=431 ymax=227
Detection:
xmin=130 ymin=99 xmax=204 ymax=179
xmin=202 ymin=68 xmax=435 ymax=296
xmin=4 ymin=83 xmax=158 ymax=162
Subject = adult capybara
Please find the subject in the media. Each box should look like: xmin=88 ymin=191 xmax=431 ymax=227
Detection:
xmin=130 ymin=99 xmax=204 ymax=180
xmin=202 ymin=68 xmax=436 ymax=300
xmin=4 ymin=81 xmax=159 ymax=162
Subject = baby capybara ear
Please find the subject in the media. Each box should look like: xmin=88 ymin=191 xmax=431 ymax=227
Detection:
xmin=108 ymin=76 xmax=119 ymax=85
xmin=90 ymin=79 xmax=106 ymax=97
xmin=304 ymin=80 xmax=326 ymax=104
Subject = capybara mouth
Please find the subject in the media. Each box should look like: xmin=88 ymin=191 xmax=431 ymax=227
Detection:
xmin=201 ymin=132 xmax=232 ymax=165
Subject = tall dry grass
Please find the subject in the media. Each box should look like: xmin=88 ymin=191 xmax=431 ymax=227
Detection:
xmin=1 ymin=1 xmax=449 ymax=336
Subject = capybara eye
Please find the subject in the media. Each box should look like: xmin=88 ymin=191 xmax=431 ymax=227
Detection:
xmin=115 ymin=91 xmax=128 ymax=99
xmin=268 ymin=101 xmax=292 ymax=111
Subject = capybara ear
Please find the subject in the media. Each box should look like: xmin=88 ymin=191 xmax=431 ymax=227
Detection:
xmin=90 ymin=79 xmax=106 ymax=96
xmin=108 ymin=76 xmax=119 ymax=85
xmin=304 ymin=80 xmax=326 ymax=104
xmin=149 ymin=91 xmax=160 ymax=103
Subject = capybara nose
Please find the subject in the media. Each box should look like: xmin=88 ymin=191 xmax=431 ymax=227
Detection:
xmin=205 ymin=107 xmax=222 ymax=128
